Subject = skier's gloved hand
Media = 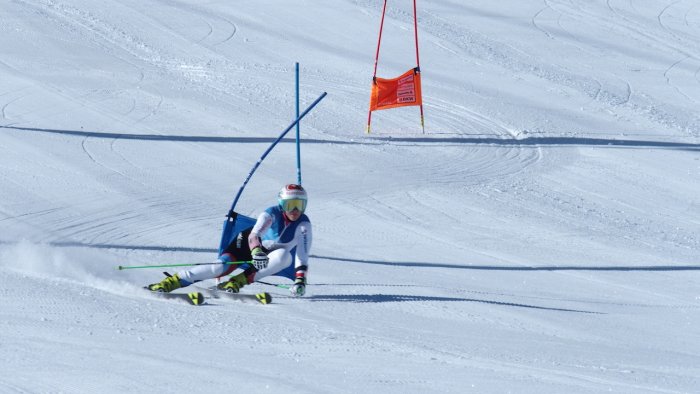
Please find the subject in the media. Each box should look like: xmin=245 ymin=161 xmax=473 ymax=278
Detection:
xmin=250 ymin=247 xmax=268 ymax=270
xmin=290 ymin=276 xmax=306 ymax=297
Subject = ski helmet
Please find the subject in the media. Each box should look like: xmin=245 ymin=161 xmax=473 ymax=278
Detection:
xmin=278 ymin=184 xmax=308 ymax=213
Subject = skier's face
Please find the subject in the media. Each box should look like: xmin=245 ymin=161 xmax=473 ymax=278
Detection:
xmin=281 ymin=198 xmax=306 ymax=221
xmin=285 ymin=209 xmax=302 ymax=221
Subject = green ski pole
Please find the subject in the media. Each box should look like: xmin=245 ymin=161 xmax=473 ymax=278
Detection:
xmin=256 ymin=280 xmax=292 ymax=289
xmin=117 ymin=261 xmax=252 ymax=271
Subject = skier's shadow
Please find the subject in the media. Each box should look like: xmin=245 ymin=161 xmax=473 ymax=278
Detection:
xmin=311 ymin=255 xmax=700 ymax=272
xmin=306 ymin=293 xmax=602 ymax=314
xmin=3 ymin=125 xmax=700 ymax=150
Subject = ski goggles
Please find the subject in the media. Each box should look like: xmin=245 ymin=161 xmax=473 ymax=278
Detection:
xmin=281 ymin=198 xmax=307 ymax=213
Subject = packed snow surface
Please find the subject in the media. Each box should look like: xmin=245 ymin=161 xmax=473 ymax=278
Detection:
xmin=1 ymin=1 xmax=699 ymax=393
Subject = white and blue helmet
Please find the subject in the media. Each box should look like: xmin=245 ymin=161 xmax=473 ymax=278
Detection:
xmin=278 ymin=184 xmax=308 ymax=213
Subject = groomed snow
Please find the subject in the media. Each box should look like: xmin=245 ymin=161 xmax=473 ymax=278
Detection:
xmin=1 ymin=1 xmax=699 ymax=393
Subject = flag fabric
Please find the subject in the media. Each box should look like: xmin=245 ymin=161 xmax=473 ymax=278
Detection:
xmin=366 ymin=0 xmax=425 ymax=133
xmin=369 ymin=68 xmax=422 ymax=112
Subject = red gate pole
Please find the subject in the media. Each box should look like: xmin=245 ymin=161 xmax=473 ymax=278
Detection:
xmin=413 ymin=0 xmax=425 ymax=133
xmin=367 ymin=0 xmax=388 ymax=134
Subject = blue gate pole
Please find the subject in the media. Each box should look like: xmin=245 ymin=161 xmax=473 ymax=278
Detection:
xmin=227 ymin=91 xmax=327 ymax=215
xmin=295 ymin=62 xmax=302 ymax=185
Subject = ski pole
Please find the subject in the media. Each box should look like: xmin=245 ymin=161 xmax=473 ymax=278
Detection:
xmin=256 ymin=280 xmax=291 ymax=289
xmin=116 ymin=261 xmax=252 ymax=270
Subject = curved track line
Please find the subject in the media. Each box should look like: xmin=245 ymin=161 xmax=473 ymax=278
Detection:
xmin=1 ymin=95 xmax=25 ymax=121
xmin=606 ymin=0 xmax=623 ymax=19
xmin=108 ymin=136 xmax=140 ymax=171
xmin=663 ymin=56 xmax=694 ymax=101
xmin=13 ymin=0 xmax=157 ymax=120
xmin=134 ymin=87 xmax=164 ymax=123
xmin=527 ymin=1 xmax=634 ymax=110
xmin=657 ymin=1 xmax=682 ymax=35
xmin=577 ymin=0 xmax=693 ymax=57
xmin=532 ymin=4 xmax=555 ymax=40
xmin=212 ymin=17 xmax=238 ymax=46
xmin=684 ymin=4 xmax=696 ymax=28
xmin=151 ymin=0 xmax=238 ymax=47
xmin=195 ymin=17 xmax=214 ymax=43
xmin=657 ymin=0 xmax=699 ymax=57
xmin=659 ymin=0 xmax=700 ymax=107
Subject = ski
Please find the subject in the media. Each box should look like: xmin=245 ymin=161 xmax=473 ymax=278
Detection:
xmin=145 ymin=289 xmax=205 ymax=306
xmin=202 ymin=286 xmax=272 ymax=305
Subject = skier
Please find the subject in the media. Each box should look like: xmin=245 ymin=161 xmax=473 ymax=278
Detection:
xmin=147 ymin=184 xmax=312 ymax=297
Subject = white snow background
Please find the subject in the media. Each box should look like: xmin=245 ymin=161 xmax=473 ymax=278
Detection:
xmin=1 ymin=1 xmax=699 ymax=393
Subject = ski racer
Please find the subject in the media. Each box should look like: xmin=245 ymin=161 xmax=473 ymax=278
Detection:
xmin=147 ymin=184 xmax=312 ymax=297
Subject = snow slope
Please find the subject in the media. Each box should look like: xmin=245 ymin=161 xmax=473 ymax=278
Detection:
xmin=1 ymin=0 xmax=699 ymax=392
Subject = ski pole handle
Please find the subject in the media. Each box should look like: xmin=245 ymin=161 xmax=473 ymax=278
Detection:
xmin=116 ymin=261 xmax=252 ymax=270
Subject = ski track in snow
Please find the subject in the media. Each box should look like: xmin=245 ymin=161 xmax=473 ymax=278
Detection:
xmin=534 ymin=0 xmax=634 ymax=111
xmin=657 ymin=1 xmax=700 ymax=107
xmin=1 ymin=0 xmax=700 ymax=392
xmin=527 ymin=0 xmax=700 ymax=135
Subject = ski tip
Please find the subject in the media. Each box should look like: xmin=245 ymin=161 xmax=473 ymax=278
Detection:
xmin=256 ymin=292 xmax=272 ymax=305
xmin=143 ymin=288 xmax=204 ymax=306
xmin=188 ymin=292 xmax=205 ymax=306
